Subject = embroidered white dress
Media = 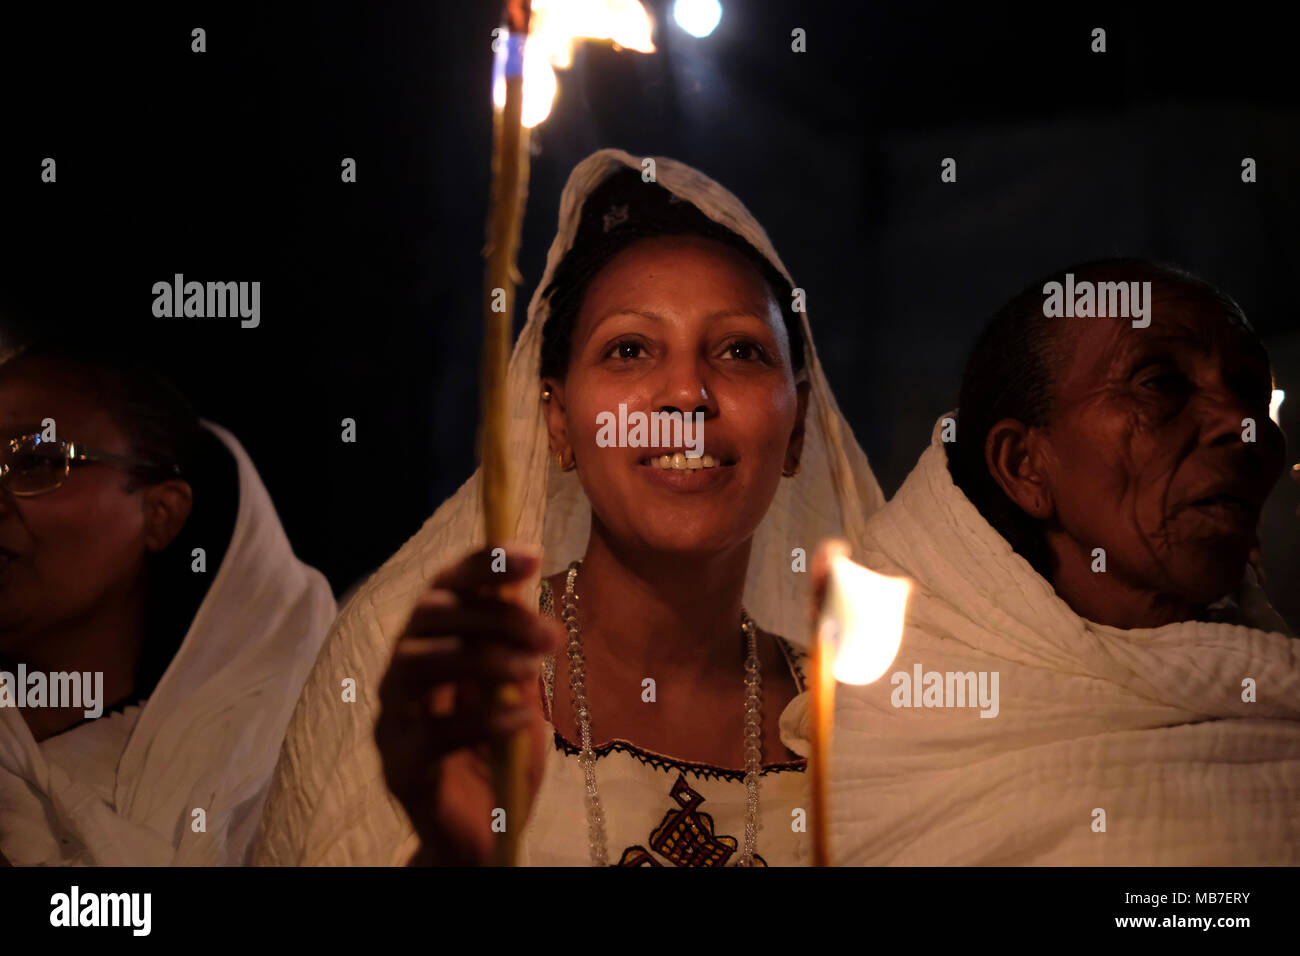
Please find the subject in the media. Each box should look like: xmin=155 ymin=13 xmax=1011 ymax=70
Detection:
xmin=521 ymin=582 xmax=810 ymax=867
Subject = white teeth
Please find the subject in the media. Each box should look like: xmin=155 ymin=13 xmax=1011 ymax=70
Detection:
xmin=646 ymin=452 xmax=721 ymax=470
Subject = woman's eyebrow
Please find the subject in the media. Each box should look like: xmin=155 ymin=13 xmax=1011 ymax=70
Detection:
xmin=588 ymin=305 xmax=769 ymax=336
xmin=705 ymin=307 xmax=767 ymax=323
xmin=587 ymin=308 xmax=666 ymax=336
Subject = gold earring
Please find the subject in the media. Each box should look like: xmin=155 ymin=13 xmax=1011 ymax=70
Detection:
xmin=541 ymin=387 xmax=552 ymax=402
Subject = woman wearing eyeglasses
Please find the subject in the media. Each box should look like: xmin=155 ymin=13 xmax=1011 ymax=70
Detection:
xmin=253 ymin=151 xmax=886 ymax=866
xmin=0 ymin=346 xmax=336 ymax=865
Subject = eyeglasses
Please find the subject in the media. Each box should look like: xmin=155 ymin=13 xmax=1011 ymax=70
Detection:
xmin=0 ymin=433 xmax=180 ymax=497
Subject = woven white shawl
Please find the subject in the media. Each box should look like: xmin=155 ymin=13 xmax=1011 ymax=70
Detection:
xmin=781 ymin=414 xmax=1300 ymax=865
xmin=252 ymin=148 xmax=885 ymax=865
xmin=0 ymin=423 xmax=336 ymax=865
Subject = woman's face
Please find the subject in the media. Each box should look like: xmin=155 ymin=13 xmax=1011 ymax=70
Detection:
xmin=1038 ymin=291 xmax=1283 ymax=605
xmin=0 ymin=365 xmax=188 ymax=660
xmin=544 ymin=235 xmax=808 ymax=559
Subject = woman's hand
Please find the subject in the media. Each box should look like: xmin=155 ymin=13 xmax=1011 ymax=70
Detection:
xmin=375 ymin=547 xmax=562 ymax=866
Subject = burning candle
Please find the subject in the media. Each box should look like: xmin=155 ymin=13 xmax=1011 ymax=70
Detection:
xmin=809 ymin=541 xmax=911 ymax=866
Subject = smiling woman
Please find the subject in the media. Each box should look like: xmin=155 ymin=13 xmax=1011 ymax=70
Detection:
xmin=253 ymin=149 xmax=886 ymax=867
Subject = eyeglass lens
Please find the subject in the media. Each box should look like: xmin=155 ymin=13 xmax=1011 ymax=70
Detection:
xmin=2 ymin=440 xmax=69 ymax=495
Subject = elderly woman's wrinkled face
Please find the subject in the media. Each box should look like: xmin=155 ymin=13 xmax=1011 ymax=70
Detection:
xmin=1041 ymin=291 xmax=1283 ymax=605
xmin=543 ymin=235 xmax=807 ymax=558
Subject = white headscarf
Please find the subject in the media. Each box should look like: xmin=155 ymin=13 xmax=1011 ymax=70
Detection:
xmin=252 ymin=149 xmax=885 ymax=865
xmin=781 ymin=414 xmax=1300 ymax=865
xmin=0 ymin=423 xmax=336 ymax=865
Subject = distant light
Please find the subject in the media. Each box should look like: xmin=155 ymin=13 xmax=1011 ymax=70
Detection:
xmin=1270 ymin=389 xmax=1285 ymax=425
xmin=673 ymin=0 xmax=721 ymax=38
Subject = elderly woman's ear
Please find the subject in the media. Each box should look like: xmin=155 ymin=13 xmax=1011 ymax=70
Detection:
xmin=984 ymin=418 xmax=1054 ymax=520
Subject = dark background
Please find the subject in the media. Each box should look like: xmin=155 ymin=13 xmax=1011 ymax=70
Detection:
xmin=4 ymin=2 xmax=1298 ymax=622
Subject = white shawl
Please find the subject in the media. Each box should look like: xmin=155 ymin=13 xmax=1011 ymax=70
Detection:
xmin=782 ymin=414 xmax=1300 ymax=865
xmin=0 ymin=423 xmax=336 ymax=865
xmin=252 ymin=148 xmax=885 ymax=865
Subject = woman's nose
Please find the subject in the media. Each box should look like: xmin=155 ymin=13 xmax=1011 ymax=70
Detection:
xmin=655 ymin=362 xmax=717 ymax=419
xmin=1198 ymin=379 xmax=1273 ymax=449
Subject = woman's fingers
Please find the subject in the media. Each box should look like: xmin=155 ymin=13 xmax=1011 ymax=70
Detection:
xmin=385 ymin=636 xmax=543 ymax=689
xmin=379 ymin=668 xmax=531 ymax=733
xmin=429 ymin=546 xmax=541 ymax=593
xmin=379 ymin=687 xmax=535 ymax=761
xmin=426 ymin=701 xmax=534 ymax=755
xmin=404 ymin=595 xmax=558 ymax=652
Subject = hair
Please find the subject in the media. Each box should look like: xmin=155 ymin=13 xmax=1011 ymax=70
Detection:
xmin=539 ymin=166 xmax=806 ymax=381
xmin=0 ymin=340 xmax=238 ymax=702
xmin=946 ymin=257 xmax=1258 ymax=579
xmin=5 ymin=346 xmax=203 ymax=490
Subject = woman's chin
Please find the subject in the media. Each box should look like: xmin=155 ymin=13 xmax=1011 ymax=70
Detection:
xmin=626 ymin=523 xmax=752 ymax=560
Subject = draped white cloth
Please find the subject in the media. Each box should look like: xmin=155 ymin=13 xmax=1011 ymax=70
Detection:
xmin=781 ymin=414 xmax=1300 ymax=865
xmin=252 ymin=148 xmax=885 ymax=865
xmin=0 ymin=423 xmax=336 ymax=865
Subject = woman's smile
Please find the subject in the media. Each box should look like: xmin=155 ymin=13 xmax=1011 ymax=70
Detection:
xmin=636 ymin=450 xmax=737 ymax=492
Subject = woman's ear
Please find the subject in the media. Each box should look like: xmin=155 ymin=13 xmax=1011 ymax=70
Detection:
xmin=783 ymin=379 xmax=811 ymax=474
xmin=985 ymin=418 xmax=1053 ymax=520
xmin=541 ymin=377 xmax=570 ymax=464
xmin=141 ymin=479 xmax=194 ymax=553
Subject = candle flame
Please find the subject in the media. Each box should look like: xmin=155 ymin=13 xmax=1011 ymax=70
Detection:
xmin=818 ymin=552 xmax=911 ymax=685
xmin=493 ymin=0 xmax=656 ymax=128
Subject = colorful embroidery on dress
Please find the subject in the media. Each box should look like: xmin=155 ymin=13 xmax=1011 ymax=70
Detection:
xmin=617 ymin=773 xmax=768 ymax=867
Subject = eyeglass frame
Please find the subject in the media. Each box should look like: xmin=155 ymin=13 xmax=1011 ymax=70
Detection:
xmin=0 ymin=432 xmax=182 ymax=498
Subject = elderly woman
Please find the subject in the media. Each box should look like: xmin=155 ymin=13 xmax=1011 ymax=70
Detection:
xmin=786 ymin=259 xmax=1300 ymax=865
xmin=253 ymin=150 xmax=885 ymax=866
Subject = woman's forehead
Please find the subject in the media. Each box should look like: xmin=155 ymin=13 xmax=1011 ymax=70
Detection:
xmin=0 ymin=367 xmax=122 ymax=445
xmin=1062 ymin=293 xmax=1261 ymax=373
xmin=579 ymin=236 xmax=773 ymax=314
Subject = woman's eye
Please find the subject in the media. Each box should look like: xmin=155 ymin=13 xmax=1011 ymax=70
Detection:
xmin=1139 ymin=369 xmax=1187 ymax=394
xmin=606 ymin=340 xmax=645 ymax=360
xmin=723 ymin=340 xmax=766 ymax=362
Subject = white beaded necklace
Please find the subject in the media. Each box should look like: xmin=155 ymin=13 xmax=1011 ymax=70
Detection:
xmin=542 ymin=560 xmax=764 ymax=866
